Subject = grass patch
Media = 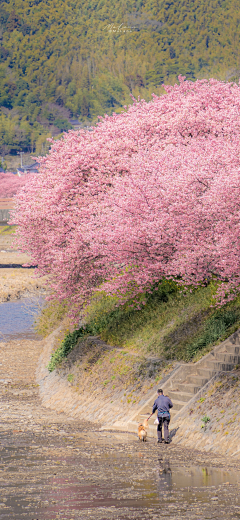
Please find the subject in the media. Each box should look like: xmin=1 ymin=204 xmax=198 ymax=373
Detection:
xmin=0 ymin=225 xmax=17 ymax=235
xmin=47 ymin=279 xmax=240 ymax=372
xmin=184 ymin=309 xmax=238 ymax=361
xmin=35 ymin=299 xmax=69 ymax=338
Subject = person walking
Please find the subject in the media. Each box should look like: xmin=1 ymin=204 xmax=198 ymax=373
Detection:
xmin=152 ymin=389 xmax=173 ymax=444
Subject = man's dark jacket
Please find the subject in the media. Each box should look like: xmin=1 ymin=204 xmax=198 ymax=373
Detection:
xmin=152 ymin=395 xmax=173 ymax=416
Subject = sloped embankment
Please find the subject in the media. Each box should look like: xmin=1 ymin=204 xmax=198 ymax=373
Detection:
xmin=37 ymin=328 xmax=240 ymax=460
xmin=172 ymin=368 xmax=240 ymax=459
xmin=36 ymin=328 xmax=179 ymax=427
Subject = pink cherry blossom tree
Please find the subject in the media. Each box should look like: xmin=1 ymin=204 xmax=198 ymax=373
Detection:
xmin=12 ymin=77 xmax=240 ymax=313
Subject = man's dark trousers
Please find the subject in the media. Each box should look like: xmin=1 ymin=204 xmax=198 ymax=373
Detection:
xmin=157 ymin=415 xmax=170 ymax=442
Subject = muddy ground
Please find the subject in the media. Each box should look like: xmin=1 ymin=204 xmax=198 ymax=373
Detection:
xmin=0 ymin=230 xmax=240 ymax=519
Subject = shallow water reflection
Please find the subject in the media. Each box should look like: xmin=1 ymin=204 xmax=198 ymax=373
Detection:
xmin=158 ymin=458 xmax=240 ymax=488
xmin=1 ymin=433 xmax=239 ymax=520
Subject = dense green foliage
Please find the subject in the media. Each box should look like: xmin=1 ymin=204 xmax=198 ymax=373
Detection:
xmin=47 ymin=281 xmax=240 ymax=372
xmin=47 ymin=326 xmax=88 ymax=372
xmin=1 ymin=0 xmax=240 ymax=153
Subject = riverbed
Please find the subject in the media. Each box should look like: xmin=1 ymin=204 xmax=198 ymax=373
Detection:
xmin=0 ymin=424 xmax=239 ymax=520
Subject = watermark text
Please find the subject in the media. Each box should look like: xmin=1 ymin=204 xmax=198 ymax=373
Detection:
xmin=104 ymin=23 xmax=136 ymax=33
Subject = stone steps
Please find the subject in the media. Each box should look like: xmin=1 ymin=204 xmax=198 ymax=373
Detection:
xmin=185 ymin=375 xmax=209 ymax=386
xmin=211 ymin=353 xmax=240 ymax=364
xmin=176 ymin=382 xmax=201 ymax=394
xmin=220 ymin=345 xmax=240 ymax=355
xmin=201 ymin=360 xmax=239 ymax=371
xmin=170 ymin=398 xmax=188 ymax=411
xmin=109 ymin=330 xmax=240 ymax=437
xmin=167 ymin=390 xmax=193 ymax=402
xmin=195 ymin=367 xmax=219 ymax=378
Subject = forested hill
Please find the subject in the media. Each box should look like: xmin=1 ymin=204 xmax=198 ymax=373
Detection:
xmin=1 ymin=0 xmax=240 ymax=155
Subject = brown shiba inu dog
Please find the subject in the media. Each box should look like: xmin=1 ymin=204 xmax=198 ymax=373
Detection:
xmin=138 ymin=419 xmax=148 ymax=441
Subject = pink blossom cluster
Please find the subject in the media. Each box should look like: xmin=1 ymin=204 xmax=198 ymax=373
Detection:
xmin=0 ymin=172 xmax=31 ymax=197
xmin=13 ymin=77 xmax=240 ymax=311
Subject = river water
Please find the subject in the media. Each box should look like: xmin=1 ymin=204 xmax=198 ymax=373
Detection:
xmin=0 ymin=296 xmax=43 ymax=341
xmin=0 ymin=298 xmax=239 ymax=519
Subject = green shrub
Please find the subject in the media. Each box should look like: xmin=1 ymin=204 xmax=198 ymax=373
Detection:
xmin=186 ymin=310 xmax=238 ymax=360
xmin=201 ymin=415 xmax=210 ymax=428
xmin=47 ymin=325 xmax=92 ymax=372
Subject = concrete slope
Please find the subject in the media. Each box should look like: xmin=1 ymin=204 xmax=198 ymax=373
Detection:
xmin=110 ymin=330 xmax=240 ymax=437
xmin=37 ymin=330 xmax=182 ymax=427
xmin=37 ymin=326 xmax=240 ymax=448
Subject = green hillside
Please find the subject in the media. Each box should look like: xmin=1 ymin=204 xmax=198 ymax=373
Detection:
xmin=1 ymin=0 xmax=240 ymax=155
